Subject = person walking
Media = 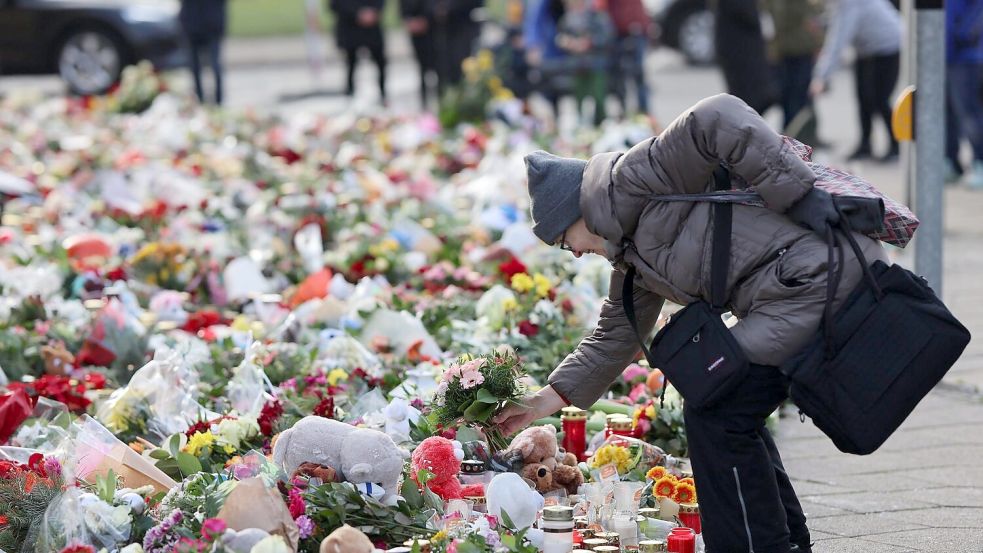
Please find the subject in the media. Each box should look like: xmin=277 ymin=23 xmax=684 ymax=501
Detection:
xmin=761 ymin=0 xmax=826 ymax=146
xmin=711 ymin=0 xmax=778 ymax=114
xmin=179 ymin=0 xmax=228 ymax=105
xmin=810 ymin=0 xmax=902 ymax=161
xmin=329 ymin=0 xmax=387 ymax=103
xmin=606 ymin=0 xmax=652 ymax=115
xmin=400 ymin=0 xmax=437 ymax=109
xmin=946 ymin=0 xmax=983 ymax=188
xmin=495 ymin=93 xmax=888 ymax=553
xmin=555 ymin=0 xmax=615 ymax=126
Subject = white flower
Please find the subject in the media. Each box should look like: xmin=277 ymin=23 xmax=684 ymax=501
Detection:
xmin=121 ymin=545 xmax=145 ymax=553
xmin=475 ymin=285 xmax=518 ymax=330
xmin=249 ymin=535 xmax=293 ymax=553
xmin=215 ymin=417 xmax=260 ymax=448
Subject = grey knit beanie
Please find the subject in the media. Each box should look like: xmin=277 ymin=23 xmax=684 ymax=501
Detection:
xmin=524 ymin=150 xmax=588 ymax=245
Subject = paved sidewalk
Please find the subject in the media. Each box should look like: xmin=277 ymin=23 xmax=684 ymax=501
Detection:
xmin=777 ymin=389 xmax=983 ymax=552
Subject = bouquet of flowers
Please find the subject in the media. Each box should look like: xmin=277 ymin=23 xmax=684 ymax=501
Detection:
xmin=430 ymin=348 xmax=526 ymax=451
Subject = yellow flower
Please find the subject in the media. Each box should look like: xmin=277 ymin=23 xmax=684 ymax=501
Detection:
xmin=532 ymin=273 xmax=551 ymax=298
xmin=327 ymin=368 xmax=348 ymax=386
xmin=477 ymin=49 xmax=494 ymax=72
xmin=185 ymin=431 xmax=215 ymax=456
xmin=223 ymin=445 xmax=236 ymax=455
xmin=462 ymin=57 xmax=479 ymax=77
xmin=231 ymin=316 xmax=252 ymax=332
xmin=673 ymin=481 xmax=697 ymax=504
xmin=488 ymin=76 xmax=504 ymax=93
xmin=654 ymin=475 xmax=678 ymax=499
xmin=502 ymin=297 xmax=518 ymax=312
xmin=646 ymin=466 xmax=668 ymax=481
xmin=369 ymin=238 xmax=400 ymax=257
xmin=510 ymin=273 xmax=534 ymax=293
xmin=590 ymin=444 xmax=633 ymax=474
xmin=645 ymin=404 xmax=657 ymax=419
xmin=431 ymin=530 xmax=449 ymax=544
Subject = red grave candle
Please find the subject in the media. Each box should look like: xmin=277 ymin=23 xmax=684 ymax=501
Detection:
xmin=561 ymin=406 xmax=588 ymax=462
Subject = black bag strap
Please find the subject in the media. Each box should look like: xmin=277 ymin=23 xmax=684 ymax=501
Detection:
xmin=622 ymin=165 xmax=732 ymax=404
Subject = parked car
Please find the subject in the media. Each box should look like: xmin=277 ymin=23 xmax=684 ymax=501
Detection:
xmin=644 ymin=0 xmax=715 ymax=65
xmin=0 ymin=0 xmax=187 ymax=95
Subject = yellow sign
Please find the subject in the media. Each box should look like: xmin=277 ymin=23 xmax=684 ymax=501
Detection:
xmin=893 ymin=86 xmax=916 ymax=142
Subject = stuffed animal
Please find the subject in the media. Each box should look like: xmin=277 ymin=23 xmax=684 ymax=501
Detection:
xmin=505 ymin=425 xmax=584 ymax=495
xmin=41 ymin=342 xmax=74 ymax=376
xmin=291 ymin=462 xmax=338 ymax=486
xmin=411 ymin=436 xmax=469 ymax=500
xmin=320 ymin=524 xmax=374 ymax=553
xmin=272 ymin=416 xmax=407 ymax=504
xmin=383 ymin=397 xmax=420 ymax=443
xmin=486 ymin=472 xmax=544 ymax=530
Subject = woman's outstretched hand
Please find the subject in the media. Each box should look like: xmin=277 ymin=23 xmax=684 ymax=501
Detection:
xmin=493 ymin=385 xmax=568 ymax=437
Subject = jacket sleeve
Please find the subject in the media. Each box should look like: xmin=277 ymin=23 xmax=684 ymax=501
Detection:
xmin=614 ymin=93 xmax=817 ymax=212
xmin=548 ymin=269 xmax=664 ymax=408
xmin=812 ymin=0 xmax=860 ymax=84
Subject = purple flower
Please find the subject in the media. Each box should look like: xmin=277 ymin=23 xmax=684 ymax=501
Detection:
xmin=296 ymin=515 xmax=315 ymax=539
xmin=144 ymin=510 xmax=185 ymax=553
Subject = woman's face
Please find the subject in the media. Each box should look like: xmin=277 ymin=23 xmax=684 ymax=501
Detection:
xmin=557 ymin=218 xmax=607 ymax=258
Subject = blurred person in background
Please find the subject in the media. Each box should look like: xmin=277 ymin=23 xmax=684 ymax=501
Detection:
xmin=946 ymin=0 xmax=983 ymax=188
xmin=761 ymin=0 xmax=826 ymax=147
xmin=810 ymin=0 xmax=901 ymax=162
xmin=180 ymin=0 xmax=228 ymax=105
xmin=711 ymin=0 xmax=778 ymax=114
xmin=330 ymin=0 xmax=387 ymax=103
xmin=431 ymin=0 xmax=484 ymax=94
xmin=606 ymin=0 xmax=652 ymax=116
xmin=556 ymin=0 xmax=615 ymax=126
xmin=523 ymin=0 xmax=567 ymax=117
xmin=401 ymin=0 xmax=437 ymax=109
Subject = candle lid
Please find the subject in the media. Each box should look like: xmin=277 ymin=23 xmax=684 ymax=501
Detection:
xmin=461 ymin=460 xmax=486 ymax=474
xmin=542 ymin=505 xmax=575 ymax=521
xmin=582 ymin=538 xmax=607 ymax=547
xmin=609 ymin=419 xmax=633 ymax=431
xmin=561 ymin=406 xmax=588 ymax=420
xmin=593 ymin=546 xmax=620 ymax=553
xmin=679 ymin=502 xmax=700 ymax=514
xmin=387 ymin=548 xmax=413 ymax=553
xmin=605 ymin=414 xmax=629 ymax=423
xmin=638 ymin=507 xmax=661 ymax=517
xmin=639 ymin=540 xmax=667 ymax=553
xmin=463 ymin=494 xmax=485 ymax=503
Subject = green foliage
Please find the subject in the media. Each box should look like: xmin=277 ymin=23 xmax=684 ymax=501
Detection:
xmin=0 ymin=472 xmax=62 ymax=552
xmin=304 ymin=482 xmax=435 ymax=548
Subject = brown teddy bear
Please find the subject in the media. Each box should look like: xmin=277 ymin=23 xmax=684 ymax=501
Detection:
xmin=506 ymin=425 xmax=584 ymax=495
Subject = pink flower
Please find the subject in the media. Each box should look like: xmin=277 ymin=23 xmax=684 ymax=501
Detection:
xmin=201 ymin=518 xmax=227 ymax=540
xmin=442 ymin=364 xmax=462 ymax=382
xmin=628 ymin=382 xmax=648 ymax=402
xmin=296 ymin=515 xmax=315 ymax=539
xmin=622 ymin=363 xmax=648 ymax=382
xmin=447 ymin=540 xmax=460 ymax=553
xmin=459 ymin=369 xmax=485 ymax=390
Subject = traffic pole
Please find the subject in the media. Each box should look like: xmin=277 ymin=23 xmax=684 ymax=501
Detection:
xmin=898 ymin=0 xmax=946 ymax=295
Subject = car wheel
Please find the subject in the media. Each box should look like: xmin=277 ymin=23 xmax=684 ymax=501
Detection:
xmin=677 ymin=8 xmax=715 ymax=65
xmin=57 ymin=29 xmax=124 ymax=95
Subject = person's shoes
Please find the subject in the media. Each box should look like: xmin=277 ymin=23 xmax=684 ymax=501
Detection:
xmin=878 ymin=143 xmax=900 ymax=163
xmin=790 ymin=543 xmax=813 ymax=553
xmin=847 ymin=146 xmax=873 ymax=161
xmin=967 ymin=160 xmax=983 ymax=189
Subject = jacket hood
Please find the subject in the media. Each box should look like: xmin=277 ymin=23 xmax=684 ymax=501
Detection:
xmin=580 ymin=151 xmax=627 ymax=260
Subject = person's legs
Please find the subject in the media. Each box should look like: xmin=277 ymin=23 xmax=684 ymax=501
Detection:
xmin=852 ymin=56 xmax=876 ymax=159
xmin=368 ymin=34 xmax=387 ymax=102
xmin=949 ymin=62 xmax=983 ymax=187
xmin=207 ymin=37 xmax=223 ymax=105
xmin=344 ymin=46 xmax=358 ymax=96
xmin=783 ymin=55 xmax=813 ymax=129
xmin=759 ymin=427 xmax=811 ymax=550
xmin=590 ymin=69 xmax=608 ymax=126
xmin=573 ymin=72 xmax=589 ymax=122
xmin=410 ymin=35 xmax=432 ymax=107
xmin=630 ymin=33 xmax=649 ymax=114
xmin=873 ymin=52 xmax=900 ymax=158
xmin=188 ymin=39 xmax=205 ymax=103
xmin=684 ymin=364 xmax=798 ymax=553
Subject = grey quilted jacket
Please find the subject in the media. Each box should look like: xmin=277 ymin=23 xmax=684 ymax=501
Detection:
xmin=548 ymin=94 xmax=887 ymax=408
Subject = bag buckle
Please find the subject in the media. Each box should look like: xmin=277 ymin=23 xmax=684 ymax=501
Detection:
xmin=692 ymin=333 xmax=700 ymax=343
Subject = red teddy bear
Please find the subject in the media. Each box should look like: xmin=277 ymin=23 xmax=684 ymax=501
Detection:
xmin=410 ymin=436 xmax=484 ymax=500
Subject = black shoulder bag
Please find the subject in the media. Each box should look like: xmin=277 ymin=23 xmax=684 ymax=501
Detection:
xmin=622 ymin=166 xmax=749 ymax=410
xmin=780 ymin=209 xmax=972 ymax=455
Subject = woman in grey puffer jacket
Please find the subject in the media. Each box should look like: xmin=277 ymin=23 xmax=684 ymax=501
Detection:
xmin=495 ymin=93 xmax=887 ymax=553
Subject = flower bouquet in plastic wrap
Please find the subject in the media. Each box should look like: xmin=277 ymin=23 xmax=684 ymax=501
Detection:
xmin=588 ymin=434 xmax=669 ymax=481
xmin=429 ymin=347 xmax=526 ymax=451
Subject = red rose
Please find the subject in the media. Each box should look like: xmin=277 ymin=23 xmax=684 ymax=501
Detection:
xmin=518 ymin=320 xmax=539 ymax=337
xmin=76 ymin=341 xmax=116 ymax=368
xmin=313 ymin=396 xmax=335 ymax=419
xmin=83 ymin=371 xmax=107 ymax=390
xmin=0 ymin=389 xmax=33 ymax=444
xmin=498 ymin=256 xmax=528 ymax=280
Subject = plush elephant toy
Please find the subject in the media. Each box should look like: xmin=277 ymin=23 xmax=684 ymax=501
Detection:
xmin=272 ymin=416 xmax=408 ymax=504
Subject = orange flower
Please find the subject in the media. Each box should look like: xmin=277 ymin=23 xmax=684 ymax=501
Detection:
xmin=654 ymin=475 xmax=678 ymax=498
xmin=679 ymin=477 xmax=695 ymax=488
xmin=646 ymin=466 xmax=668 ymax=481
xmin=674 ymin=481 xmax=697 ymax=504
xmin=128 ymin=441 xmax=145 ymax=454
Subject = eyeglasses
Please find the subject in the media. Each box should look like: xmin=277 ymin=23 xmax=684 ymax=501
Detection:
xmin=558 ymin=230 xmax=574 ymax=252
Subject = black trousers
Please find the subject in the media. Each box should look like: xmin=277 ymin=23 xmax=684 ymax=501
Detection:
xmin=685 ymin=364 xmax=810 ymax=553
xmin=344 ymin=41 xmax=387 ymax=100
xmin=188 ymin=35 xmax=223 ymax=105
xmin=854 ymin=52 xmax=900 ymax=152
xmin=775 ymin=54 xmax=814 ymax=129
xmin=409 ymin=33 xmax=436 ymax=107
